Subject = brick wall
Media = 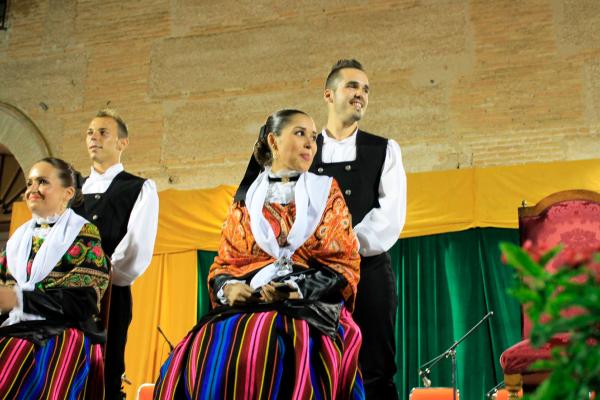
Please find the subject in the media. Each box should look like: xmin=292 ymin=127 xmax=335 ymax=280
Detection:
xmin=0 ymin=0 xmax=599 ymax=189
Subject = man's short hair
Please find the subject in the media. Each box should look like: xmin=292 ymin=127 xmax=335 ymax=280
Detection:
xmin=95 ymin=109 xmax=128 ymax=139
xmin=325 ymin=59 xmax=365 ymax=90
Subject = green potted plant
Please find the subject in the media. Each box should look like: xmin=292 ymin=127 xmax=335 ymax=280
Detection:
xmin=500 ymin=241 xmax=600 ymax=399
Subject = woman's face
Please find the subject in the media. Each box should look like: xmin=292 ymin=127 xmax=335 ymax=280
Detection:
xmin=269 ymin=114 xmax=318 ymax=173
xmin=25 ymin=162 xmax=74 ymax=218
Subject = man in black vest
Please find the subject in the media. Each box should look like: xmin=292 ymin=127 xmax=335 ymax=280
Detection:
xmin=73 ymin=109 xmax=159 ymax=399
xmin=310 ymin=60 xmax=407 ymax=399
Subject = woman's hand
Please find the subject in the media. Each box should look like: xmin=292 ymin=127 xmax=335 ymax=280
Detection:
xmin=0 ymin=287 xmax=17 ymax=313
xmin=260 ymin=282 xmax=300 ymax=303
xmin=223 ymin=283 xmax=258 ymax=306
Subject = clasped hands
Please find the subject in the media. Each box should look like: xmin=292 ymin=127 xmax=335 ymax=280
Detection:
xmin=223 ymin=282 xmax=300 ymax=306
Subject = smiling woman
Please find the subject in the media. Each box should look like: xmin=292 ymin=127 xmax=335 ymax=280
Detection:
xmin=255 ymin=109 xmax=318 ymax=173
xmin=0 ymin=157 xmax=108 ymax=399
xmin=25 ymin=159 xmax=78 ymax=218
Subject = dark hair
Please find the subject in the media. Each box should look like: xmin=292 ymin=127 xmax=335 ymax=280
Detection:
xmin=253 ymin=109 xmax=309 ymax=167
xmin=38 ymin=157 xmax=84 ymax=208
xmin=95 ymin=108 xmax=128 ymax=138
xmin=325 ymin=59 xmax=365 ymax=90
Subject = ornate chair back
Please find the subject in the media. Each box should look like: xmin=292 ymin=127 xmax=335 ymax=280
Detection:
xmin=518 ymin=189 xmax=600 ymax=337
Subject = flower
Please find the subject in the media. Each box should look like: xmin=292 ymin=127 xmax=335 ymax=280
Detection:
xmin=68 ymin=245 xmax=82 ymax=257
xmin=91 ymin=245 xmax=103 ymax=258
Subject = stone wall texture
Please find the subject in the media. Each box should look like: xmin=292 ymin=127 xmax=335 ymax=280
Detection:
xmin=1 ymin=0 xmax=599 ymax=189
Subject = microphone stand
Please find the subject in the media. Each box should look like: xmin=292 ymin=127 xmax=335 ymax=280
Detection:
xmin=418 ymin=311 xmax=494 ymax=400
xmin=486 ymin=381 xmax=505 ymax=399
xmin=157 ymin=325 xmax=175 ymax=352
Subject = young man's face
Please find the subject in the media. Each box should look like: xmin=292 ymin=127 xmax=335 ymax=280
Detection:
xmin=86 ymin=117 xmax=127 ymax=167
xmin=325 ymin=68 xmax=370 ymax=124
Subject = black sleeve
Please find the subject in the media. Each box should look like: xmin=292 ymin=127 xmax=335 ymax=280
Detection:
xmin=22 ymin=287 xmax=99 ymax=322
xmin=278 ymin=267 xmax=348 ymax=303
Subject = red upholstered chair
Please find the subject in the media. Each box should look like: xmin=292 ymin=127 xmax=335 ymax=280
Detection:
xmin=499 ymin=189 xmax=600 ymax=398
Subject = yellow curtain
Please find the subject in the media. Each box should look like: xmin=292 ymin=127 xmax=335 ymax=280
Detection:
xmin=123 ymin=251 xmax=197 ymax=400
xmin=9 ymin=158 xmax=600 ymax=397
xmin=154 ymin=185 xmax=236 ymax=253
xmin=154 ymin=158 xmax=600 ymax=246
xmin=12 ymin=159 xmax=600 ymax=244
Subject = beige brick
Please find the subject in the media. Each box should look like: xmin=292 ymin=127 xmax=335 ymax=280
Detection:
xmin=170 ymin=1 xmax=419 ymax=36
xmin=83 ymin=39 xmax=154 ymax=108
xmin=74 ymin=0 xmax=170 ymax=45
xmin=160 ymin=88 xmax=324 ymax=185
xmin=6 ymin=1 xmax=47 ymax=59
xmin=42 ymin=1 xmax=77 ymax=51
xmin=552 ymin=0 xmax=600 ymax=55
xmin=583 ymin=58 xmax=600 ymax=134
xmin=566 ymin=134 xmax=600 ymax=160
xmin=363 ymin=73 xmax=452 ymax=147
xmin=470 ymin=0 xmax=558 ymax=68
xmin=0 ymin=0 xmax=599 ymax=190
xmin=0 ymin=52 xmax=87 ymax=112
xmin=451 ymin=61 xmax=585 ymax=135
xmin=150 ymin=1 xmax=471 ymax=98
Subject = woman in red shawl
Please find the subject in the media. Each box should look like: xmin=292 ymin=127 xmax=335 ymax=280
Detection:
xmin=155 ymin=109 xmax=364 ymax=399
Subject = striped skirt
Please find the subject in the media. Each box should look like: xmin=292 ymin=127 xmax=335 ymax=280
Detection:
xmin=155 ymin=307 xmax=364 ymax=400
xmin=0 ymin=328 xmax=104 ymax=400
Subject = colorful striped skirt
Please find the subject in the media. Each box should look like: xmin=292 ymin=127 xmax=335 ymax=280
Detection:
xmin=0 ymin=327 xmax=104 ymax=400
xmin=155 ymin=307 xmax=365 ymax=400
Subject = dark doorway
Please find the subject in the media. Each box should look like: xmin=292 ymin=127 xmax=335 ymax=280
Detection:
xmin=0 ymin=144 xmax=26 ymax=248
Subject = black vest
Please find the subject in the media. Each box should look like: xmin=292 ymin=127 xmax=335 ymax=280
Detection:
xmin=309 ymin=130 xmax=387 ymax=227
xmin=73 ymin=171 xmax=145 ymax=257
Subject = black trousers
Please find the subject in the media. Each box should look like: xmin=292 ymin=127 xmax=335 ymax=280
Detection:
xmin=353 ymin=252 xmax=399 ymax=400
xmin=105 ymin=285 xmax=133 ymax=400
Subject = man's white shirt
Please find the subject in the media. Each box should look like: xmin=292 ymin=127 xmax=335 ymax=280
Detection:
xmin=320 ymin=129 xmax=406 ymax=257
xmin=82 ymin=163 xmax=159 ymax=286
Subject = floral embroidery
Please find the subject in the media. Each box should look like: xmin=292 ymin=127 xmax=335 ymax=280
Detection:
xmin=1 ymin=223 xmax=109 ymax=310
xmin=68 ymin=244 xmax=82 ymax=257
xmin=90 ymin=245 xmax=103 ymax=260
xmin=32 ymin=236 xmax=44 ymax=253
xmin=79 ymin=223 xmax=102 ymax=240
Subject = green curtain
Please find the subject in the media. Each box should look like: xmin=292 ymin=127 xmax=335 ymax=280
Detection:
xmin=197 ymin=227 xmax=522 ymax=399
xmin=197 ymin=250 xmax=216 ymax=321
xmin=392 ymin=228 xmax=522 ymax=399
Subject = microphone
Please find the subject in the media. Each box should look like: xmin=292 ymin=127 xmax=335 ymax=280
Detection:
xmin=121 ymin=373 xmax=132 ymax=385
xmin=419 ymin=368 xmax=431 ymax=388
xmin=157 ymin=325 xmax=175 ymax=351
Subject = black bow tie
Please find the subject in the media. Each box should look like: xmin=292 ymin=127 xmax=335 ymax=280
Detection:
xmin=268 ymin=175 xmax=300 ymax=183
xmin=35 ymin=222 xmax=55 ymax=228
